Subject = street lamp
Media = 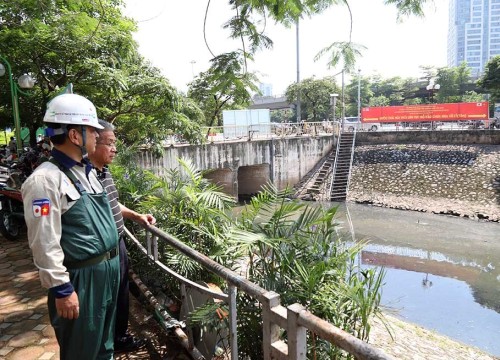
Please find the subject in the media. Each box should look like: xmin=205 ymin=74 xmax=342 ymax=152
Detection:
xmin=426 ymin=80 xmax=440 ymax=103
xmin=0 ymin=55 xmax=35 ymax=157
xmin=330 ymin=93 xmax=339 ymax=122
xmin=357 ymin=69 xmax=361 ymax=122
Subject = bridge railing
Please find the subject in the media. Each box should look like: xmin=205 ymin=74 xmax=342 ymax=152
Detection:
xmin=164 ymin=122 xmax=339 ymax=146
xmin=126 ymin=224 xmax=394 ymax=360
xmin=163 ymin=119 xmax=496 ymax=146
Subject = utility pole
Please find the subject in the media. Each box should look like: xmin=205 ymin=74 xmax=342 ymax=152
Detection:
xmin=357 ymin=69 xmax=361 ymax=121
xmin=296 ymin=20 xmax=301 ymax=123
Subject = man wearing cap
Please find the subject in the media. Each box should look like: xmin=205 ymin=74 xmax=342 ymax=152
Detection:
xmin=22 ymin=93 xmax=120 ymax=360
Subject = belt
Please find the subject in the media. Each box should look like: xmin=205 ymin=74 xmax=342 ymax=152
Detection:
xmin=64 ymin=246 xmax=119 ymax=270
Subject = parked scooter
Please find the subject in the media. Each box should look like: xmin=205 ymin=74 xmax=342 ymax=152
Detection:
xmin=0 ymin=182 xmax=25 ymax=240
xmin=0 ymin=162 xmax=25 ymax=240
xmin=0 ymin=151 xmax=39 ymax=240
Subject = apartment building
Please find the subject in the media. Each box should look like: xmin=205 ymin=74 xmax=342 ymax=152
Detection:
xmin=448 ymin=0 xmax=500 ymax=76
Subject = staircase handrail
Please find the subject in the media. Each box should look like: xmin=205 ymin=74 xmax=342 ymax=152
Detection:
xmin=346 ymin=129 xmax=357 ymax=199
xmin=328 ymin=131 xmax=343 ymax=199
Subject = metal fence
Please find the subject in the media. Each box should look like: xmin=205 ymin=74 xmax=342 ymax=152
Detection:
xmin=125 ymin=225 xmax=394 ymax=360
xmin=164 ymin=119 xmax=497 ymax=146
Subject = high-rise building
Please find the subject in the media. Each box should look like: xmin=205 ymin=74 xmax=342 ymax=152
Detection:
xmin=259 ymin=83 xmax=273 ymax=97
xmin=448 ymin=0 xmax=500 ymax=77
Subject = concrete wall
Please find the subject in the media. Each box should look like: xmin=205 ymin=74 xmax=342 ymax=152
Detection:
xmin=138 ymin=136 xmax=335 ymax=197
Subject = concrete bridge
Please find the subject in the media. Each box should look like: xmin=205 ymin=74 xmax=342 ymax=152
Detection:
xmin=138 ymin=135 xmax=335 ymax=198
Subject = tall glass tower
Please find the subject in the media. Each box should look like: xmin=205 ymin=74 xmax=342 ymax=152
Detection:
xmin=448 ymin=0 xmax=500 ymax=77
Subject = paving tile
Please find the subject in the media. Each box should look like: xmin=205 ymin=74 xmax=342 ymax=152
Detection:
xmin=0 ymin=334 xmax=14 ymax=341
xmin=32 ymin=325 xmax=46 ymax=331
xmin=4 ymin=310 xmax=34 ymax=322
xmin=0 ymin=322 xmax=13 ymax=329
xmin=7 ymin=330 xmax=42 ymax=347
xmin=6 ymin=345 xmax=44 ymax=360
xmin=41 ymin=326 xmax=55 ymax=339
xmin=12 ymin=259 xmax=32 ymax=267
xmin=0 ymin=267 xmax=12 ymax=275
xmin=0 ymin=303 xmax=28 ymax=315
xmin=0 ymin=274 xmax=15 ymax=284
xmin=7 ymin=320 xmax=39 ymax=335
xmin=38 ymin=352 xmax=56 ymax=360
xmin=28 ymin=314 xmax=43 ymax=320
xmin=0 ymin=346 xmax=14 ymax=356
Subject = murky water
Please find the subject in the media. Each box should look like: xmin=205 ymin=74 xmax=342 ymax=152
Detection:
xmin=334 ymin=203 xmax=500 ymax=357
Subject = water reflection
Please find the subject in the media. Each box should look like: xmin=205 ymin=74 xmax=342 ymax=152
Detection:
xmin=334 ymin=203 xmax=500 ymax=357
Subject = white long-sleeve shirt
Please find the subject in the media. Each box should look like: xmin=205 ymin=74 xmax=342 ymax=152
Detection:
xmin=21 ymin=160 xmax=104 ymax=290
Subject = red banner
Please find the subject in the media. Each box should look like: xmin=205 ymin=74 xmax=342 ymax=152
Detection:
xmin=361 ymin=102 xmax=489 ymax=123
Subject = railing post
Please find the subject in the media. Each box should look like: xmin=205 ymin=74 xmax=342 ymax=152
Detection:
xmin=287 ymin=303 xmax=307 ymax=360
xmin=146 ymin=231 xmax=152 ymax=257
xmin=262 ymin=291 xmax=281 ymax=359
xmin=180 ymin=283 xmax=195 ymax=349
xmin=152 ymin=234 xmax=158 ymax=261
xmin=228 ymin=284 xmax=238 ymax=360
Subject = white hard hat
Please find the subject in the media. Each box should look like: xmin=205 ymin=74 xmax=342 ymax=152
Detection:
xmin=43 ymin=93 xmax=104 ymax=129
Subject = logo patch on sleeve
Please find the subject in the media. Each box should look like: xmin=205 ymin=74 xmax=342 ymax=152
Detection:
xmin=33 ymin=198 xmax=51 ymax=217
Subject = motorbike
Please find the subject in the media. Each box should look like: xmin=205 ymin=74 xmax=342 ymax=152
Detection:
xmin=0 ymin=151 xmax=39 ymax=241
xmin=0 ymin=182 xmax=25 ymax=241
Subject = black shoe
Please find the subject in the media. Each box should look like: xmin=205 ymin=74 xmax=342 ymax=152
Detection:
xmin=114 ymin=334 xmax=146 ymax=353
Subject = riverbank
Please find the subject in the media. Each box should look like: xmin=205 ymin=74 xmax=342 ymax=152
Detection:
xmin=348 ymin=192 xmax=500 ymax=222
xmin=371 ymin=313 xmax=499 ymax=360
xmin=349 ymin=144 xmax=500 ymax=222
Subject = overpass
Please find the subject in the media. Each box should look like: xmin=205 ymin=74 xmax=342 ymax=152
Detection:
xmin=249 ymin=95 xmax=291 ymax=110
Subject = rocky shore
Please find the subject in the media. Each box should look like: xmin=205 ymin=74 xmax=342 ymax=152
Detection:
xmin=347 ymin=144 xmax=500 ymax=222
xmin=370 ymin=314 xmax=499 ymax=360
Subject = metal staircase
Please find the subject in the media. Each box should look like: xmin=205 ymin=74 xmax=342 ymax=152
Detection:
xmin=329 ymin=131 xmax=356 ymax=202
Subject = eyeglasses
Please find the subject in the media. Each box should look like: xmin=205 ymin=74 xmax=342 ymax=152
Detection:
xmin=96 ymin=142 xmax=117 ymax=149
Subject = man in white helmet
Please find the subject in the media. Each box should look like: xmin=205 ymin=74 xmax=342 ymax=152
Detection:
xmin=21 ymin=93 xmax=120 ymax=360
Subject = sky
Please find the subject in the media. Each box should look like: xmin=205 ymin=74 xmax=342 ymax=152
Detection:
xmin=123 ymin=0 xmax=450 ymax=95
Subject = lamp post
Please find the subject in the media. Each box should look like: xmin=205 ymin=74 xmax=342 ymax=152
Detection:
xmin=0 ymin=55 xmax=34 ymax=157
xmin=426 ymin=80 xmax=440 ymax=103
xmin=330 ymin=93 xmax=339 ymax=122
xmin=357 ymin=69 xmax=361 ymax=122
xmin=296 ymin=19 xmax=301 ymax=123
xmin=190 ymin=60 xmax=196 ymax=78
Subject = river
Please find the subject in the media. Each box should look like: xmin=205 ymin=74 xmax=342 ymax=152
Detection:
xmin=334 ymin=203 xmax=500 ymax=357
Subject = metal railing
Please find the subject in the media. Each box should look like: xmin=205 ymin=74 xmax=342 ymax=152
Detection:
xmin=164 ymin=119 xmax=496 ymax=146
xmin=125 ymin=225 xmax=394 ymax=360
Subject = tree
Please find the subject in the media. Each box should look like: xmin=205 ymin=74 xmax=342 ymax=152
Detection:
xmin=286 ymin=77 xmax=340 ymax=122
xmin=188 ymin=52 xmax=259 ymax=128
xmin=215 ymin=0 xmax=428 ymax=73
xmin=0 ymin=0 xmax=202 ymax=146
xmin=478 ymin=56 xmax=500 ymax=104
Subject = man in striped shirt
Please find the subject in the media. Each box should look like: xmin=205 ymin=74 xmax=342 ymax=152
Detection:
xmin=89 ymin=119 xmax=156 ymax=353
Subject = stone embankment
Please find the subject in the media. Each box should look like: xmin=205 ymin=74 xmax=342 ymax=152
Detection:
xmin=348 ymin=144 xmax=500 ymax=222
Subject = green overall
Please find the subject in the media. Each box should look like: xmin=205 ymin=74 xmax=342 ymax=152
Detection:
xmin=47 ymin=166 xmax=119 ymax=360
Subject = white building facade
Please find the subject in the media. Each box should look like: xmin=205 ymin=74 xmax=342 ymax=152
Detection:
xmin=448 ymin=0 xmax=500 ymax=76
